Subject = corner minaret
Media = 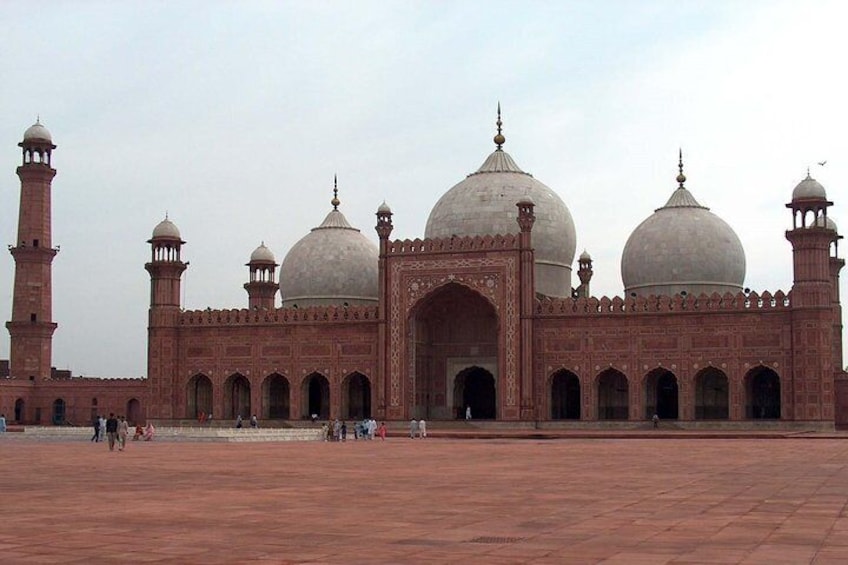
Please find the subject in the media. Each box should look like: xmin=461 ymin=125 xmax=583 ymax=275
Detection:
xmin=145 ymin=216 xmax=187 ymax=420
xmin=785 ymin=172 xmax=835 ymax=422
xmin=6 ymin=120 xmax=59 ymax=380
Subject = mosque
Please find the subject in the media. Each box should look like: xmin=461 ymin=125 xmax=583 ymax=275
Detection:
xmin=2 ymin=113 xmax=846 ymax=429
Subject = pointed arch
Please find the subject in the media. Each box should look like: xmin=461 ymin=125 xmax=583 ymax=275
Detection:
xmin=342 ymin=372 xmax=371 ymax=419
xmin=550 ymin=369 xmax=581 ymax=420
xmin=262 ymin=373 xmax=290 ymax=419
xmin=302 ymin=372 xmax=330 ymax=420
xmin=186 ymin=373 xmax=213 ymax=419
xmin=14 ymin=398 xmax=25 ymax=423
xmin=695 ymin=368 xmax=729 ymax=419
xmin=597 ymin=369 xmax=629 ymax=420
xmin=52 ymin=398 xmax=66 ymax=425
xmin=224 ymin=373 xmax=251 ymax=420
xmin=644 ymin=368 xmax=679 ymax=420
xmin=454 ymin=366 xmax=496 ymax=419
xmin=126 ymin=398 xmax=142 ymax=425
xmin=745 ymin=366 xmax=781 ymax=419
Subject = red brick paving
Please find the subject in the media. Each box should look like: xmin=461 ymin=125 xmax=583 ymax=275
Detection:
xmin=2 ymin=437 xmax=848 ymax=564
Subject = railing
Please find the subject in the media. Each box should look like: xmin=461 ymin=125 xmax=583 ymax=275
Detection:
xmin=386 ymin=233 xmax=521 ymax=255
xmin=536 ymin=290 xmax=791 ymax=316
xmin=181 ymin=305 xmax=379 ymax=326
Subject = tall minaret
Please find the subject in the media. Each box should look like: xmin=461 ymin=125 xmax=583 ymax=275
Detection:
xmin=145 ymin=216 xmax=187 ymax=420
xmin=6 ymin=120 xmax=59 ymax=380
xmin=785 ymin=172 xmax=835 ymax=421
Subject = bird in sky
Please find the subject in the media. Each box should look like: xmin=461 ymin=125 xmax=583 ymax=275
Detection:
xmin=818 ymin=160 xmax=827 ymax=166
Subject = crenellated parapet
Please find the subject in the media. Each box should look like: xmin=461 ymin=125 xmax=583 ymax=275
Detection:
xmin=386 ymin=234 xmax=521 ymax=256
xmin=536 ymin=290 xmax=791 ymax=316
xmin=180 ymin=305 xmax=379 ymax=326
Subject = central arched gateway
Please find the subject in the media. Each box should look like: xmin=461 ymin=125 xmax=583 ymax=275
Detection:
xmin=454 ymin=366 xmax=496 ymax=419
xmin=409 ymin=282 xmax=499 ymax=419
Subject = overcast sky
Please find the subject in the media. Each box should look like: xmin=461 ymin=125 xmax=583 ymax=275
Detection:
xmin=1 ymin=1 xmax=846 ymax=377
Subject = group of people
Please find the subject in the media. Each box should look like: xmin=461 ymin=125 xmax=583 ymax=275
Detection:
xmin=409 ymin=418 xmax=428 ymax=438
xmin=235 ymin=414 xmax=259 ymax=429
xmin=323 ymin=418 xmax=387 ymax=441
xmin=197 ymin=411 xmax=213 ymax=424
xmin=91 ymin=413 xmax=154 ymax=448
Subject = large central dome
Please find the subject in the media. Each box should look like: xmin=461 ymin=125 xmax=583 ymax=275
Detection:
xmin=424 ymin=113 xmax=577 ymax=297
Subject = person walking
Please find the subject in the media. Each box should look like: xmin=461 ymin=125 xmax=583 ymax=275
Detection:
xmin=235 ymin=414 xmax=243 ymax=429
xmin=91 ymin=415 xmax=101 ymax=442
xmin=465 ymin=406 xmax=472 ymax=420
xmin=418 ymin=418 xmax=427 ymax=439
xmin=378 ymin=421 xmax=387 ymax=440
xmin=409 ymin=418 xmax=418 ymax=439
xmin=0 ymin=413 xmax=6 ymax=433
xmin=118 ymin=416 xmax=129 ymax=451
xmin=105 ymin=413 xmax=119 ymax=451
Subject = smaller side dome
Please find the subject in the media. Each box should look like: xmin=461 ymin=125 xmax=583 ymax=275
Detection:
xmin=792 ymin=172 xmax=827 ymax=201
xmin=23 ymin=120 xmax=52 ymax=144
xmin=151 ymin=217 xmax=182 ymax=240
xmin=249 ymin=242 xmax=276 ymax=264
xmin=814 ymin=215 xmax=838 ymax=232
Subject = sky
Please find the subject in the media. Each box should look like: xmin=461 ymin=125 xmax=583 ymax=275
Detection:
xmin=1 ymin=1 xmax=846 ymax=377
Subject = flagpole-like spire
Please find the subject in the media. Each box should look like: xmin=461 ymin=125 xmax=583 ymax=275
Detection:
xmin=331 ymin=174 xmax=340 ymax=210
xmin=676 ymin=148 xmax=687 ymax=189
xmin=494 ymin=102 xmax=505 ymax=151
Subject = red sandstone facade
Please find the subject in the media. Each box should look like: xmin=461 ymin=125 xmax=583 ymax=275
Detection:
xmin=2 ymin=124 xmax=846 ymax=429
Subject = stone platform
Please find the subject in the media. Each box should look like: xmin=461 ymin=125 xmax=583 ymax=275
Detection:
xmin=3 ymin=434 xmax=848 ymax=563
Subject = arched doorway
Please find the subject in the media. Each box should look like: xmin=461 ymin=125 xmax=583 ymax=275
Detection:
xmin=454 ymin=366 xmax=496 ymax=419
xmin=746 ymin=367 xmax=781 ymax=419
xmin=263 ymin=373 xmax=290 ymax=419
xmin=644 ymin=369 xmax=679 ymax=420
xmin=302 ymin=373 xmax=330 ymax=419
xmin=695 ymin=368 xmax=729 ymax=419
xmin=409 ymin=282 xmax=499 ymax=420
xmin=126 ymin=398 xmax=142 ymax=425
xmin=225 ymin=373 xmax=251 ymax=420
xmin=186 ymin=374 xmax=213 ymax=419
xmin=343 ymin=372 xmax=371 ymax=419
xmin=52 ymin=398 xmax=66 ymax=425
xmin=550 ymin=370 xmax=581 ymax=420
xmin=597 ymin=369 xmax=629 ymax=420
xmin=14 ymin=398 xmax=25 ymax=423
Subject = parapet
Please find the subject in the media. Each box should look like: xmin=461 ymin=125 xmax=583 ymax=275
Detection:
xmin=536 ymin=290 xmax=790 ymax=316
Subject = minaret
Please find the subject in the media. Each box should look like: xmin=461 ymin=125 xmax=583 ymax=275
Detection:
xmin=145 ymin=216 xmax=187 ymax=420
xmin=576 ymin=250 xmax=593 ymax=298
xmin=244 ymin=242 xmax=279 ymax=310
xmin=6 ymin=120 xmax=59 ymax=380
xmin=786 ymin=172 xmax=835 ymax=421
xmin=375 ymin=198 xmax=394 ymax=420
xmin=516 ymin=194 xmax=537 ymax=420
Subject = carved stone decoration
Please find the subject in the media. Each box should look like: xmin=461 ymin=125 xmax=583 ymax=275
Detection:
xmin=388 ymin=256 xmax=519 ymax=411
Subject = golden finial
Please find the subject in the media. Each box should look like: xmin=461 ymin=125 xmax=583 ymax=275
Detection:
xmin=676 ymin=148 xmax=686 ymax=188
xmin=331 ymin=174 xmax=340 ymax=210
xmin=494 ymin=102 xmax=505 ymax=150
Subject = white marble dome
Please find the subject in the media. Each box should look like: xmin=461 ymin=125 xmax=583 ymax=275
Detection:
xmin=151 ymin=217 xmax=182 ymax=240
xmin=425 ymin=139 xmax=576 ymax=297
xmin=279 ymin=206 xmax=378 ymax=307
xmin=792 ymin=173 xmax=827 ymax=201
xmin=249 ymin=242 xmax=276 ymax=264
xmin=23 ymin=120 xmax=52 ymax=144
xmin=621 ymin=175 xmax=746 ymax=297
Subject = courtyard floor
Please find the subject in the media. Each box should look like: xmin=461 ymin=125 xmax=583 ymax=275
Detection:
xmin=2 ymin=435 xmax=848 ymax=564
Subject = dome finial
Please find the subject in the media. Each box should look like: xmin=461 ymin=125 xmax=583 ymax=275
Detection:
xmin=676 ymin=148 xmax=687 ymax=188
xmin=493 ymin=102 xmax=506 ymax=150
xmin=331 ymin=174 xmax=340 ymax=211
xmin=806 ymin=166 xmax=811 ymax=179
